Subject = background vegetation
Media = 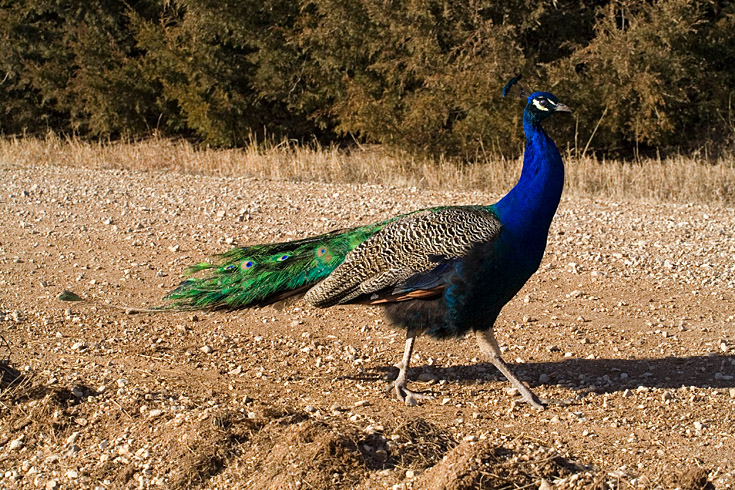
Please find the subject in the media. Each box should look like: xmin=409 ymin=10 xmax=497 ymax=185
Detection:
xmin=2 ymin=0 xmax=735 ymax=159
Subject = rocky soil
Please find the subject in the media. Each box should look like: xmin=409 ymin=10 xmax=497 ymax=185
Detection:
xmin=1 ymin=162 xmax=734 ymax=489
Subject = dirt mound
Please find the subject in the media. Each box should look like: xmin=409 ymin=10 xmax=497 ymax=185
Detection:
xmin=413 ymin=439 xmax=578 ymax=490
xmin=215 ymin=415 xmax=368 ymax=490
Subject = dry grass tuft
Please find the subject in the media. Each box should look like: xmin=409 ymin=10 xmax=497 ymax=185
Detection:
xmin=2 ymin=134 xmax=734 ymax=205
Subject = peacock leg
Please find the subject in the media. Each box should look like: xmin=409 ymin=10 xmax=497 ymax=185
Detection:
xmin=388 ymin=329 xmax=432 ymax=406
xmin=475 ymin=329 xmax=546 ymax=409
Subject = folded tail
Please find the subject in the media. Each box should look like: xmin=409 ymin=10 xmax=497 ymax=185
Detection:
xmin=164 ymin=221 xmax=391 ymax=309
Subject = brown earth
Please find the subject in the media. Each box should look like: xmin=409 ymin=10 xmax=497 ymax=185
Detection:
xmin=1 ymin=163 xmax=734 ymax=489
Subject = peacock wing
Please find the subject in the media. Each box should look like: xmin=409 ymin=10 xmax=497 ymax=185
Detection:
xmin=304 ymin=206 xmax=502 ymax=307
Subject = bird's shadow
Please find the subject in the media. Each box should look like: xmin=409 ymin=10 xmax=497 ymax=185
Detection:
xmin=359 ymin=354 xmax=735 ymax=394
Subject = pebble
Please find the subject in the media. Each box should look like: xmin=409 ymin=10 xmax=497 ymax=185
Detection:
xmin=200 ymin=345 xmax=213 ymax=354
xmin=8 ymin=438 xmax=23 ymax=450
xmin=148 ymin=409 xmax=163 ymax=418
xmin=539 ymin=478 xmax=553 ymax=490
xmin=538 ymin=373 xmax=550 ymax=383
xmin=354 ymin=400 xmax=370 ymax=407
xmin=364 ymin=424 xmax=384 ymax=434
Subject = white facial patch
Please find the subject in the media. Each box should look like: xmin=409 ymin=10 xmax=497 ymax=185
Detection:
xmin=532 ymin=98 xmax=554 ymax=111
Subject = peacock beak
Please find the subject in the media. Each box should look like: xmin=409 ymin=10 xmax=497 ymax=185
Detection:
xmin=555 ymin=102 xmax=573 ymax=113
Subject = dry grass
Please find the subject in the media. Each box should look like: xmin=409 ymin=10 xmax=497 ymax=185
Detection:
xmin=2 ymin=133 xmax=734 ymax=205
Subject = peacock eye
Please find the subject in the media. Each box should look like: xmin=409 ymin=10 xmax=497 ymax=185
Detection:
xmin=277 ymin=254 xmax=289 ymax=261
xmin=243 ymin=261 xmax=254 ymax=269
xmin=537 ymin=98 xmax=548 ymax=107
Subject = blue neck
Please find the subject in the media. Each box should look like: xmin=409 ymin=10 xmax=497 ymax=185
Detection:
xmin=493 ymin=115 xmax=564 ymax=247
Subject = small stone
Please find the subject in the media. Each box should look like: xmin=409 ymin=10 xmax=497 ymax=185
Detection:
xmin=375 ymin=449 xmax=388 ymax=462
xmin=148 ymin=409 xmax=163 ymax=418
xmin=65 ymin=469 xmax=79 ymax=479
xmin=729 ymin=388 xmax=735 ymax=399
xmin=71 ymin=341 xmax=87 ymax=351
xmin=406 ymin=470 xmax=417 ymax=478
xmin=168 ymin=244 xmax=180 ymax=252
xmin=200 ymin=345 xmax=213 ymax=354
xmin=46 ymin=479 xmax=58 ymax=490
xmin=463 ymin=435 xmax=478 ymax=442
xmin=354 ymin=400 xmax=370 ymax=407
xmin=620 ymin=372 xmax=629 ymax=380
xmin=441 ymin=397 xmax=452 ymax=405
xmin=8 ymin=438 xmax=23 ymax=450
xmin=66 ymin=432 xmax=80 ymax=444
xmin=364 ymin=424 xmax=384 ymax=434
xmin=304 ymin=405 xmax=318 ymax=414
xmin=539 ymin=373 xmax=550 ymax=383
xmin=417 ymin=372 xmax=437 ymax=383
xmin=693 ymin=421 xmax=704 ymax=430
xmin=116 ymin=378 xmax=129 ymax=388
xmin=539 ymin=478 xmax=553 ymax=490
xmin=505 ymin=387 xmax=519 ymax=396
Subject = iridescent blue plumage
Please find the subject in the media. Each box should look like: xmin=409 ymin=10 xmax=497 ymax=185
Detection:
xmin=167 ymin=78 xmax=571 ymax=408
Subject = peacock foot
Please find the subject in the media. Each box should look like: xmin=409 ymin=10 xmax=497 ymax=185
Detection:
xmin=387 ymin=378 xmax=433 ymax=406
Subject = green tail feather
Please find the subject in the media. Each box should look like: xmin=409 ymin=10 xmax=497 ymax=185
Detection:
xmin=165 ymin=220 xmax=392 ymax=309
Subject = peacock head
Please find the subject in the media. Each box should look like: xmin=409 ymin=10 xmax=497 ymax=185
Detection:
xmin=503 ymin=76 xmax=572 ymax=126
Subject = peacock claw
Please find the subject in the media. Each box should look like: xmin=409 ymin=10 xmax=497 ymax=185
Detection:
xmin=387 ymin=380 xmax=432 ymax=406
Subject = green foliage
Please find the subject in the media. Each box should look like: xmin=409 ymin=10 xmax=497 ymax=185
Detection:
xmin=548 ymin=0 xmax=735 ymax=154
xmin=1 ymin=0 xmax=734 ymax=157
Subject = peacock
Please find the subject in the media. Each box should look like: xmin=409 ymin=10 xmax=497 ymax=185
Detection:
xmin=166 ymin=76 xmax=572 ymax=408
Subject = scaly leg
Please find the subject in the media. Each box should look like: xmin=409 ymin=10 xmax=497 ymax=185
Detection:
xmin=475 ymin=329 xmax=546 ymax=409
xmin=388 ymin=329 xmax=432 ymax=406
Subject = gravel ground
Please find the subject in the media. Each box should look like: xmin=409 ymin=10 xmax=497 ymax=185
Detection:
xmin=1 ymin=162 xmax=734 ymax=489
